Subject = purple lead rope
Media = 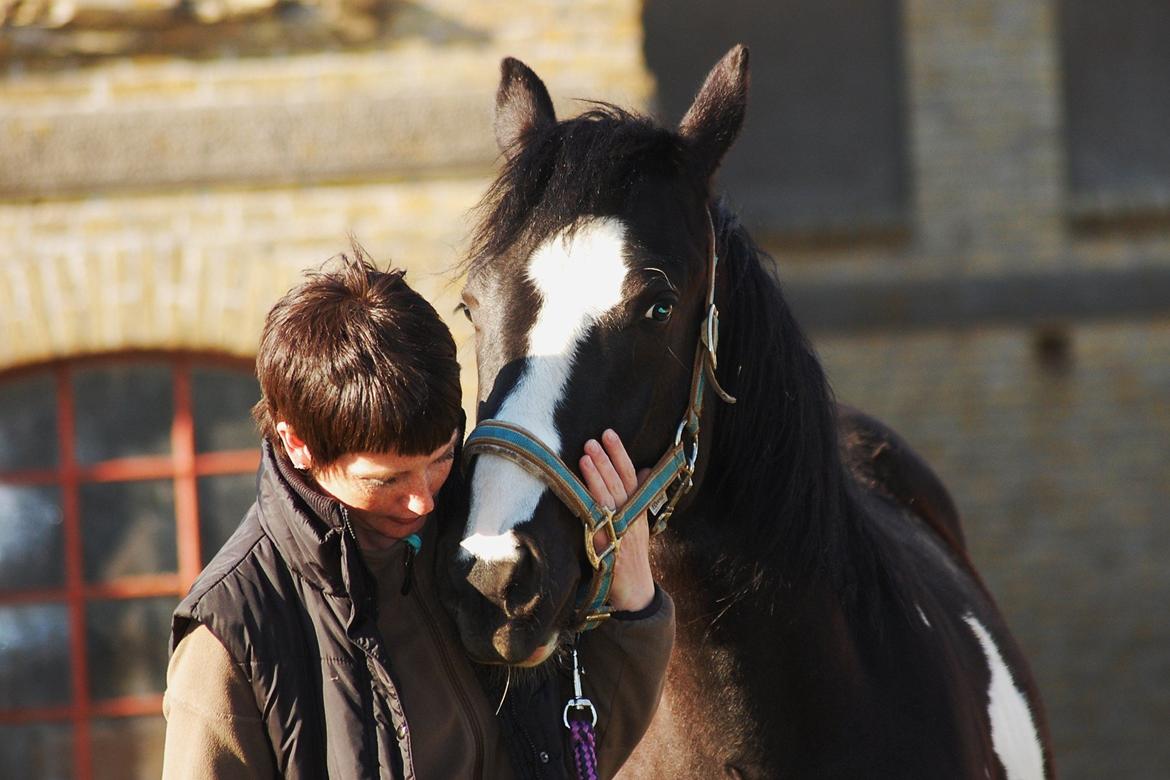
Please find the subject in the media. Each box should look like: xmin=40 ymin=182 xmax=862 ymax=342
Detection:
xmin=569 ymin=719 xmax=600 ymax=780
xmin=564 ymin=645 xmax=601 ymax=780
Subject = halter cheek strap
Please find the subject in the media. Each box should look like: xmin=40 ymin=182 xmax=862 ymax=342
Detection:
xmin=462 ymin=209 xmax=735 ymax=632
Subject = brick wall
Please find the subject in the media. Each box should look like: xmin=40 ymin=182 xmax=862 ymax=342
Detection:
xmin=773 ymin=0 xmax=1170 ymax=280
xmin=0 ymin=0 xmax=652 ymax=419
xmin=0 ymin=179 xmax=489 ymax=411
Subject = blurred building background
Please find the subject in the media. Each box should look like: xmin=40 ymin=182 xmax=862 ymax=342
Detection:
xmin=0 ymin=1 xmax=1166 ymax=778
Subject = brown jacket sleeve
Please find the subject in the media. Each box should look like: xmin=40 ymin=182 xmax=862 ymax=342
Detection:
xmin=577 ymin=586 xmax=676 ymax=779
xmin=162 ymin=624 xmax=276 ymax=779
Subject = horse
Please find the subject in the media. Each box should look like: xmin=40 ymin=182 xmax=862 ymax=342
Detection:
xmin=441 ymin=45 xmax=1055 ymax=779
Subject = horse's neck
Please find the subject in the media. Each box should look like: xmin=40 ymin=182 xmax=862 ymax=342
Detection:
xmin=646 ymin=522 xmax=867 ymax=772
xmin=656 ymin=443 xmax=888 ymax=658
xmin=653 ymin=484 xmax=863 ymax=633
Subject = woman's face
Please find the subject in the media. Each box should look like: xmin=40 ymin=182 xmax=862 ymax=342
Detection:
xmin=313 ymin=430 xmax=459 ymax=548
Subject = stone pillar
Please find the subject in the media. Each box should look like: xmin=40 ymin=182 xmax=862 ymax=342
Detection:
xmin=902 ymin=0 xmax=1067 ymax=274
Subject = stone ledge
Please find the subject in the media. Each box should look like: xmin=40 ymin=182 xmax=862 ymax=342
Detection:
xmin=1 ymin=89 xmax=499 ymax=196
xmin=788 ymin=265 xmax=1170 ymax=333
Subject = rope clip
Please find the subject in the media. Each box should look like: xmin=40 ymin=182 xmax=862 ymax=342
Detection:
xmin=562 ymin=647 xmax=598 ymax=728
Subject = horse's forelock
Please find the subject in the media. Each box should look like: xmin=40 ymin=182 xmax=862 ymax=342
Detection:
xmin=467 ymin=104 xmax=690 ymax=278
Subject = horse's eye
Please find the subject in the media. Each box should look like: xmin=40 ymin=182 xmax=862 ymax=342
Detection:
xmin=644 ymin=301 xmax=673 ymax=322
xmin=455 ymin=302 xmax=473 ymax=323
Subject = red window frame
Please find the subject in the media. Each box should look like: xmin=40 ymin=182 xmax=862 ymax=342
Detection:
xmin=0 ymin=353 xmax=260 ymax=780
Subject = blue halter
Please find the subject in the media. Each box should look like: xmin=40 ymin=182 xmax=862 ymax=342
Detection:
xmin=462 ymin=212 xmax=736 ymax=632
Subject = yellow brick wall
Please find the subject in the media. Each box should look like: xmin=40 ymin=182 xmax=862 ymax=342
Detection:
xmin=0 ymin=0 xmax=654 ymax=420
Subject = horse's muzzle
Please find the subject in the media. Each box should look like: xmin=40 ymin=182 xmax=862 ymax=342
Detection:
xmin=441 ymin=533 xmax=565 ymax=665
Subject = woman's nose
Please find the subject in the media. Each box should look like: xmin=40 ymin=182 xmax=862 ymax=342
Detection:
xmin=407 ymin=491 xmax=435 ymax=516
xmin=405 ymin=475 xmax=436 ymax=516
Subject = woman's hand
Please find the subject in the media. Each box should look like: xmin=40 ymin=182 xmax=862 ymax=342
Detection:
xmin=579 ymin=429 xmax=655 ymax=613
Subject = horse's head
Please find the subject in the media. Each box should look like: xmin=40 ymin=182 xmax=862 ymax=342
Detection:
xmin=442 ymin=46 xmax=749 ymax=665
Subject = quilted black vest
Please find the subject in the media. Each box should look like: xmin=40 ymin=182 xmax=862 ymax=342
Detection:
xmin=172 ymin=441 xmax=419 ymax=779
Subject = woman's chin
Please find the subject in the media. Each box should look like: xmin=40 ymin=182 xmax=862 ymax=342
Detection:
xmin=371 ymin=514 xmax=428 ymax=542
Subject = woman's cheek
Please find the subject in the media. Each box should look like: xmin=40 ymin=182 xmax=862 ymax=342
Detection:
xmin=431 ymin=459 xmax=455 ymax=492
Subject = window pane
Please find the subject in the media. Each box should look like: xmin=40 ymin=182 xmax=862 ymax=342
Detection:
xmin=81 ymin=480 xmax=176 ymax=583
xmin=0 ymin=603 xmax=72 ymax=708
xmin=198 ymin=474 xmax=255 ymax=566
xmin=0 ymin=372 xmax=58 ymax=471
xmin=1060 ymin=0 xmax=1170 ymax=203
xmin=192 ymin=367 xmax=260 ymax=453
xmin=91 ymin=716 xmax=166 ymax=780
xmin=0 ymin=485 xmax=64 ymax=591
xmin=0 ymin=722 xmax=74 ymax=780
xmin=86 ymin=597 xmax=176 ymax=701
xmin=73 ymin=364 xmax=172 ymax=464
xmin=644 ymin=0 xmax=907 ymax=233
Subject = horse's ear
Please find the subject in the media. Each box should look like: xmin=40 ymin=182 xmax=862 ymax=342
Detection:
xmin=495 ymin=57 xmax=557 ymax=159
xmin=678 ymin=44 xmax=750 ymax=181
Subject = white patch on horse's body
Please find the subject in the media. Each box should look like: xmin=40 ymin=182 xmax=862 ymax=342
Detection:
xmin=963 ymin=614 xmax=1045 ymax=780
xmin=916 ymin=604 xmax=932 ymax=628
xmin=460 ymin=219 xmax=630 ymax=560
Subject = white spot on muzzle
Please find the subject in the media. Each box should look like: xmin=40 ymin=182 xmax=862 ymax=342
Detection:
xmin=964 ymin=614 xmax=1045 ymax=780
xmin=460 ymin=219 xmax=630 ymax=561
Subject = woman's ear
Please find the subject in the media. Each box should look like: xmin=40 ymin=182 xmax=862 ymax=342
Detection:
xmin=275 ymin=421 xmax=314 ymax=470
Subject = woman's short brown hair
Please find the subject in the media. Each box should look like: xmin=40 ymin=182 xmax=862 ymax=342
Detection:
xmin=253 ymin=243 xmax=462 ymax=467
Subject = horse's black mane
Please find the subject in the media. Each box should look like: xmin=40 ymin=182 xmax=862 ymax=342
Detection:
xmin=704 ymin=205 xmax=886 ymax=609
xmin=470 ymin=103 xmax=893 ymax=613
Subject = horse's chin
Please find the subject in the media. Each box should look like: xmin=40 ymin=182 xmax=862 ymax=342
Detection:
xmin=489 ymin=624 xmax=561 ymax=667
xmin=515 ymin=635 xmax=560 ymax=667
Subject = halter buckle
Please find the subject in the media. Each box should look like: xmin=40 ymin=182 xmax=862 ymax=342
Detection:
xmin=649 ymin=446 xmax=696 ymax=536
xmin=583 ymin=508 xmax=619 ymax=570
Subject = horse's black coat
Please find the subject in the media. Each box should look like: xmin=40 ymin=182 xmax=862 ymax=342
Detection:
xmin=445 ymin=47 xmax=1055 ymax=779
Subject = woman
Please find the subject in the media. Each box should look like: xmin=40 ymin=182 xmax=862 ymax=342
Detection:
xmin=162 ymin=246 xmax=673 ymax=779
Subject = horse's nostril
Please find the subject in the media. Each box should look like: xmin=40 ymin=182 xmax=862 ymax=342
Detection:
xmin=462 ymin=535 xmax=546 ymax=618
xmin=503 ymin=541 xmax=542 ymax=617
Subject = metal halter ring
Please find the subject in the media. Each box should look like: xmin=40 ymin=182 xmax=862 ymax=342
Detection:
xmin=673 ymin=420 xmax=700 ymax=473
xmin=563 ymin=697 xmax=598 ymax=728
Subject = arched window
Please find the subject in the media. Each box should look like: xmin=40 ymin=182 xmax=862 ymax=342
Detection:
xmin=0 ymin=355 xmax=260 ymax=780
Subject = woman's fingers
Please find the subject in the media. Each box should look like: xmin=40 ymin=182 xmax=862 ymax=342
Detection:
xmin=582 ymin=431 xmax=656 ymax=612
xmin=581 ymin=429 xmax=639 ymax=510
xmin=583 ymin=437 xmax=624 ymax=506
xmin=580 ymin=450 xmax=614 ymax=510
xmin=601 ymin=429 xmax=638 ymax=494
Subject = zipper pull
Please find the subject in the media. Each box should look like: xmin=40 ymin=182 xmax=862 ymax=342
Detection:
xmin=401 ymin=533 xmax=421 ymax=596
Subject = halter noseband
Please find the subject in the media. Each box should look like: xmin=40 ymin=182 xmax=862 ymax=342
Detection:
xmin=462 ymin=210 xmax=736 ymax=632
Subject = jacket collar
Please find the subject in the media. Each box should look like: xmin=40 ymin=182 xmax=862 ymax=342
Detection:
xmin=254 ymin=413 xmax=469 ymax=600
xmin=256 ymin=437 xmax=361 ymax=596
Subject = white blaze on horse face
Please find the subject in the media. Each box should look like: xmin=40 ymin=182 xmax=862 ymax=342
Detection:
xmin=460 ymin=219 xmax=631 ymax=562
xmin=963 ymin=614 xmax=1045 ymax=780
